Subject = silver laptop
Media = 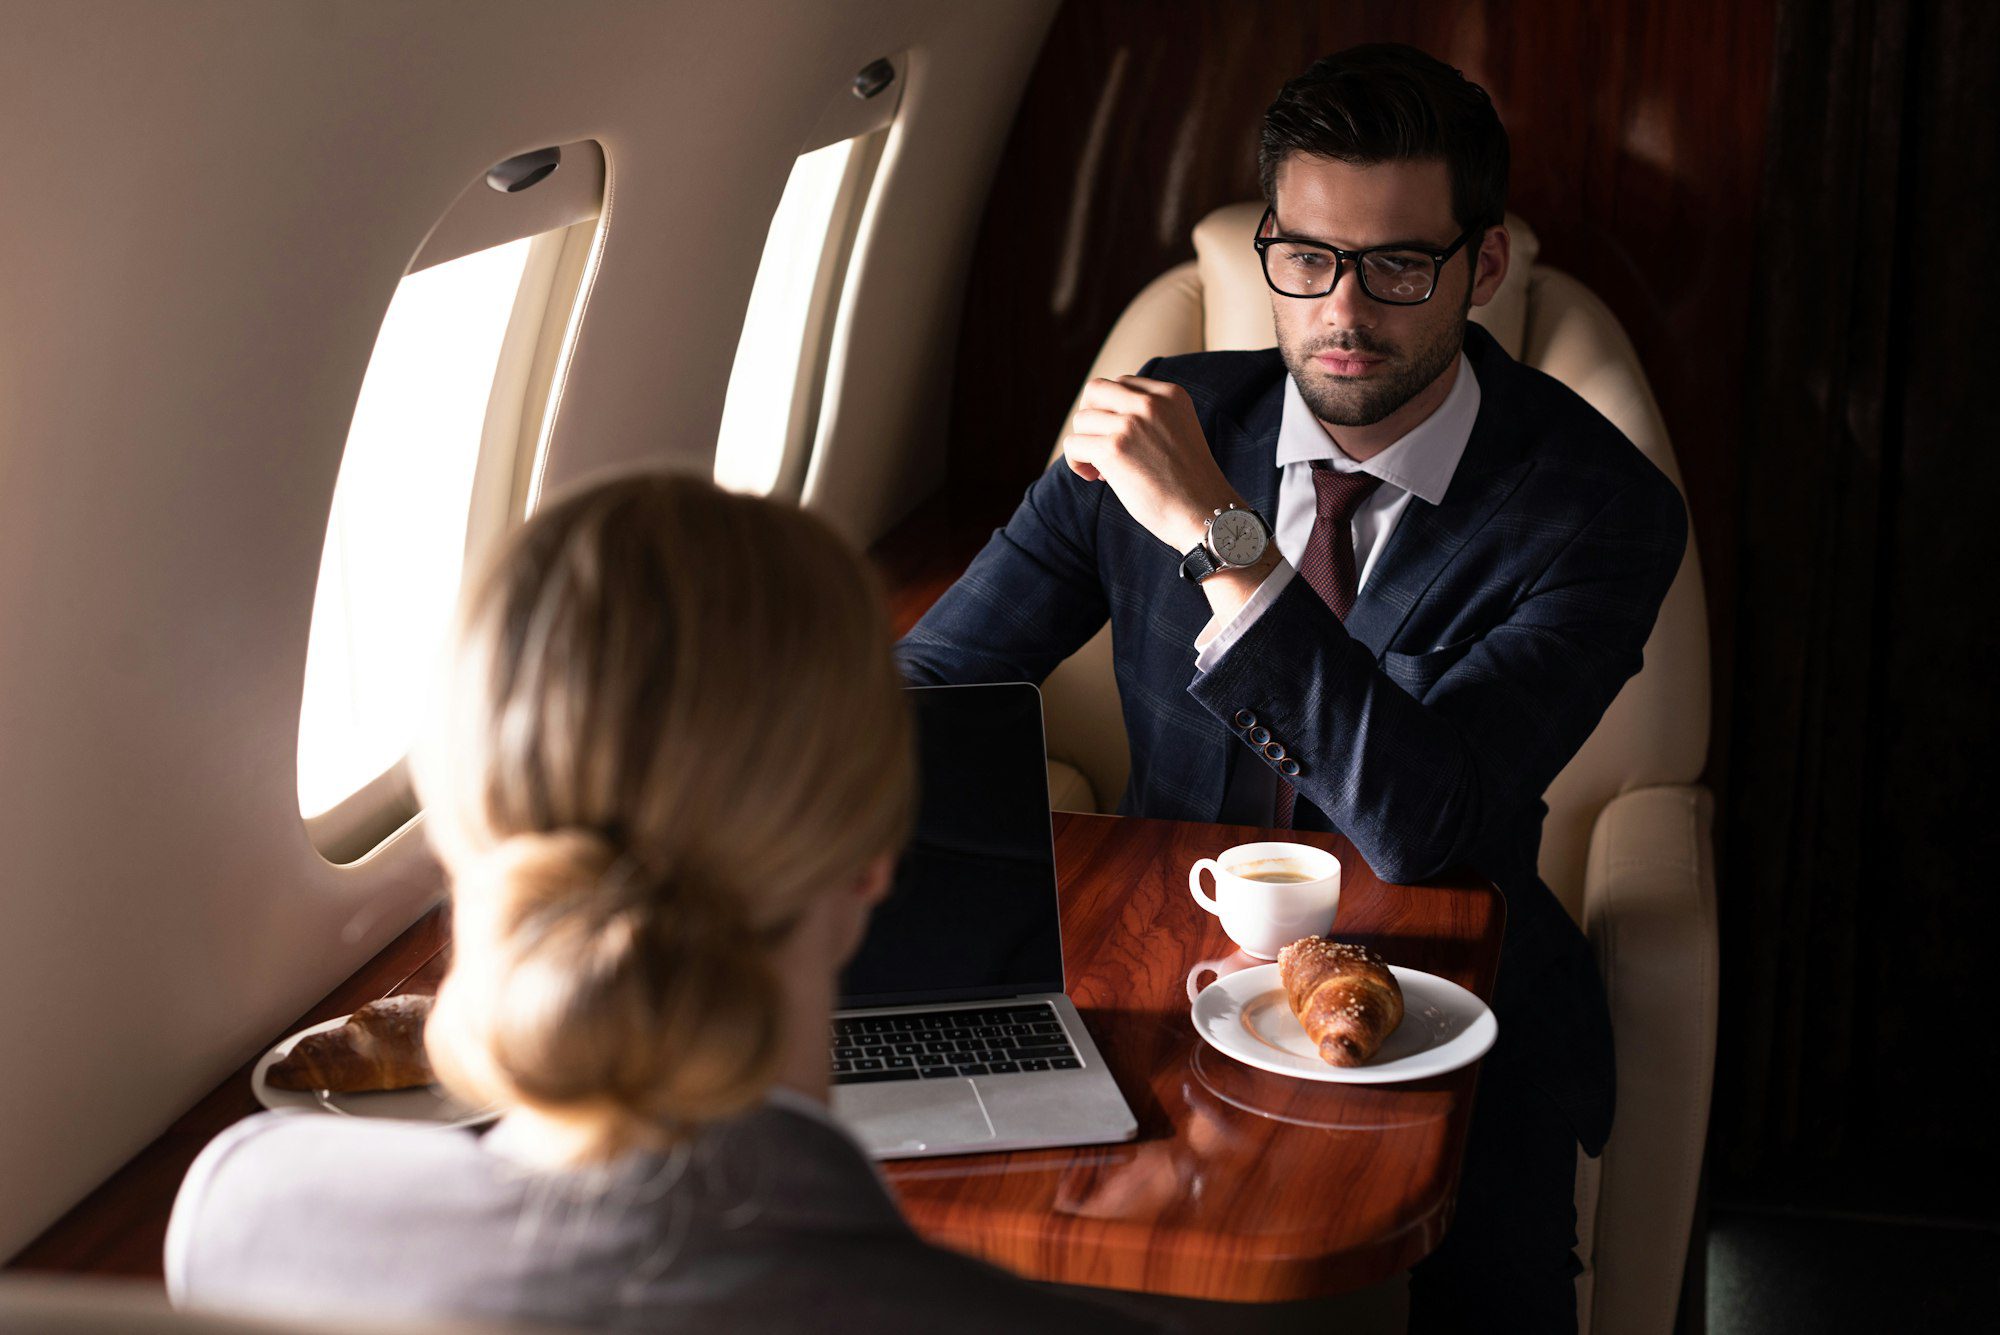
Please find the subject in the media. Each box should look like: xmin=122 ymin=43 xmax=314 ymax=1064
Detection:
xmin=829 ymin=682 xmax=1139 ymax=1159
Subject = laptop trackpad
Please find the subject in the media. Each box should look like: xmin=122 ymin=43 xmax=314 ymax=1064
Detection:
xmin=838 ymin=1080 xmax=995 ymax=1157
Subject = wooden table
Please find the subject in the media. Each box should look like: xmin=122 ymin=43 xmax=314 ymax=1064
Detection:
xmin=884 ymin=813 xmax=1504 ymax=1301
xmin=9 ymin=813 xmax=1503 ymax=1303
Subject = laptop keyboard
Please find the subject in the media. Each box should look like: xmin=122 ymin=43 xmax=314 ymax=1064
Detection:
xmin=831 ymin=1002 xmax=1081 ymax=1084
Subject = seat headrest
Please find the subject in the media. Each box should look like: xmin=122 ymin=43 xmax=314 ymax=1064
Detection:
xmin=1191 ymin=201 xmax=1542 ymax=357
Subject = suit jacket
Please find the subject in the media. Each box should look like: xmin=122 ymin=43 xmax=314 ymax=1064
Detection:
xmin=167 ymin=1104 xmax=1167 ymax=1333
xmin=898 ymin=323 xmax=1688 ymax=1153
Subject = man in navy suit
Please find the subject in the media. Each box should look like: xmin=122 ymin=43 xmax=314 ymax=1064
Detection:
xmin=898 ymin=44 xmax=1686 ymax=1333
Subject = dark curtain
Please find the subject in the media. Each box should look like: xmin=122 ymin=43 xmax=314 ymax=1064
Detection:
xmin=1715 ymin=0 xmax=2000 ymax=1220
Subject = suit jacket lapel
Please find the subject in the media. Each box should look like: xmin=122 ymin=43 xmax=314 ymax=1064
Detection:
xmin=1340 ymin=459 xmax=1528 ymax=657
xmin=1336 ymin=326 xmax=1534 ymax=657
xmin=1204 ymin=354 xmax=1527 ymax=661
xmin=1176 ymin=329 xmax=1530 ymax=818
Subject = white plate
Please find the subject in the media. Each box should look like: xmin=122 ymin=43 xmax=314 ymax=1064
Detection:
xmin=1190 ymin=963 xmax=1497 ymax=1084
xmin=251 ymin=1013 xmax=497 ymax=1128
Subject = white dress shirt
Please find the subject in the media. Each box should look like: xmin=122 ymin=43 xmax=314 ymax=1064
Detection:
xmin=1193 ymin=352 xmax=1482 ymax=671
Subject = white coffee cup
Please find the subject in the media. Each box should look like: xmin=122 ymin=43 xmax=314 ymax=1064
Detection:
xmin=1188 ymin=841 xmax=1342 ymax=960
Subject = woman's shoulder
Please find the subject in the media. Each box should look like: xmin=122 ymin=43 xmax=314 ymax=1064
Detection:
xmin=167 ymin=1106 xmax=1172 ymax=1334
xmin=162 ymin=1103 xmax=898 ymax=1308
xmin=173 ymin=1109 xmax=480 ymax=1209
xmin=176 ymin=1109 xmax=491 ymax=1205
xmin=165 ymin=1111 xmax=496 ymax=1300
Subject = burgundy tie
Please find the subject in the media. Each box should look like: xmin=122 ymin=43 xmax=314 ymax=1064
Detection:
xmin=1275 ymin=463 xmax=1384 ymax=828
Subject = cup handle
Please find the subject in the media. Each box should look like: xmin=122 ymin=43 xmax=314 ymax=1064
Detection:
xmin=1189 ymin=859 xmax=1223 ymax=914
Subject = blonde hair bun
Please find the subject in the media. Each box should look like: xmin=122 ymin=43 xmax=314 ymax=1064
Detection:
xmin=429 ymin=828 xmax=782 ymax=1150
xmin=414 ymin=474 xmax=914 ymax=1162
xmin=470 ymin=830 xmax=620 ymax=924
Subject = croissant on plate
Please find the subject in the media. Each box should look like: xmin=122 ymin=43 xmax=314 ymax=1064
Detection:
xmin=265 ymin=993 xmax=436 ymax=1092
xmin=1277 ymin=937 xmax=1404 ymax=1067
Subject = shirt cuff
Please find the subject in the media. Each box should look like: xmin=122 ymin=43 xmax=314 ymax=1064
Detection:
xmin=1192 ymin=558 xmax=1298 ymax=674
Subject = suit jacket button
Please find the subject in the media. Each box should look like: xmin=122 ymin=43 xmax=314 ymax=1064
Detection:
xmin=1234 ymin=709 xmax=1257 ymax=729
xmin=1262 ymin=741 xmax=1286 ymax=761
xmin=1279 ymin=758 xmax=1301 ymax=777
xmin=1248 ymin=725 xmax=1271 ymax=745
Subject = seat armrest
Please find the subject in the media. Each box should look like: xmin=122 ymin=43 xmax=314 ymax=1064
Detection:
xmin=1576 ymin=784 xmax=1718 ymax=1335
xmin=1046 ymin=759 xmax=1099 ymax=814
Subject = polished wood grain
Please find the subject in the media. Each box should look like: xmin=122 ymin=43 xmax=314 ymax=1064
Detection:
xmin=4 ymin=907 xmax=452 ymax=1279
xmin=882 ymin=812 xmax=1504 ymax=1300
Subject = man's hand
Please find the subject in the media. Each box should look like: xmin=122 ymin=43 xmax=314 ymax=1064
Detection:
xmin=1062 ymin=376 xmax=1240 ymax=552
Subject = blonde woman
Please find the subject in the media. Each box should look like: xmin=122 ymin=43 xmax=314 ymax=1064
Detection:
xmin=166 ymin=475 xmax=1161 ymax=1334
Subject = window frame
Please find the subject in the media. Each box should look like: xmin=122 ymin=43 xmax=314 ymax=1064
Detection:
xmin=716 ymin=53 xmax=905 ymax=501
xmin=734 ymin=128 xmax=890 ymax=502
xmin=300 ymin=148 xmax=608 ymax=865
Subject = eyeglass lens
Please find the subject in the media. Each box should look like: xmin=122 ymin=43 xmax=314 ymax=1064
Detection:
xmin=1261 ymin=240 xmax=1439 ymax=303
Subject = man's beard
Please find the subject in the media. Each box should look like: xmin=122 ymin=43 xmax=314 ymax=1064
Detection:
xmin=1280 ymin=302 xmax=1469 ymax=428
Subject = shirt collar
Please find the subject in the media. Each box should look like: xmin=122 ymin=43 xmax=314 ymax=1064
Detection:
xmin=1273 ymin=351 xmax=1481 ymax=505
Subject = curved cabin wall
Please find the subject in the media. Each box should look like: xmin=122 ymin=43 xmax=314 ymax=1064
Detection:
xmin=0 ymin=0 xmax=1058 ymax=1258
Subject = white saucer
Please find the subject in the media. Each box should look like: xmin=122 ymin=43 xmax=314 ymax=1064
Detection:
xmin=251 ymin=1013 xmax=496 ymax=1128
xmin=1190 ymin=963 xmax=1497 ymax=1084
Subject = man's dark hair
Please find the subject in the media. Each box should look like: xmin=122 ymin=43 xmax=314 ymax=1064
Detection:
xmin=1258 ymin=43 xmax=1508 ymax=237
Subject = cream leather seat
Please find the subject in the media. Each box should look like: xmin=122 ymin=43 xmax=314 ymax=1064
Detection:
xmin=1040 ymin=202 xmax=1717 ymax=1335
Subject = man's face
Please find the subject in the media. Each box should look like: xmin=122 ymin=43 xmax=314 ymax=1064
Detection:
xmin=1267 ymin=155 xmax=1506 ymax=432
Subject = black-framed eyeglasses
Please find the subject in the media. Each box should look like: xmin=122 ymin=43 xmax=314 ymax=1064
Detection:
xmin=1252 ymin=206 xmax=1478 ymax=305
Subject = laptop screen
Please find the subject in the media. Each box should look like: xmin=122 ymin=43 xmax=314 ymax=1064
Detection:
xmin=836 ymin=682 xmax=1066 ymax=1008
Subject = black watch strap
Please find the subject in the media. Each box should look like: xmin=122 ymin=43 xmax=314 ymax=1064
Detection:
xmin=1179 ymin=541 xmax=1222 ymax=583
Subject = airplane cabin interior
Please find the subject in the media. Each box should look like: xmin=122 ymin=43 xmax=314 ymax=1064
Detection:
xmin=2 ymin=2 xmax=1994 ymax=1332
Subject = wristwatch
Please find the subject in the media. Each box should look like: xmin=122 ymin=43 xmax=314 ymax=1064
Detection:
xmin=1178 ymin=502 xmax=1273 ymax=583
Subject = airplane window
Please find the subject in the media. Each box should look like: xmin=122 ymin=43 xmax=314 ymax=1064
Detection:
xmin=296 ymin=143 xmax=608 ymax=855
xmin=715 ymin=132 xmax=879 ymax=498
xmin=296 ymin=141 xmax=607 ymax=862
xmin=297 ymin=237 xmax=535 ymax=823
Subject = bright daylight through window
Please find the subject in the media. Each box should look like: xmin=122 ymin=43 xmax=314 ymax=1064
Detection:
xmin=296 ymin=237 xmax=533 ymax=820
xmin=713 ymin=136 xmax=855 ymax=496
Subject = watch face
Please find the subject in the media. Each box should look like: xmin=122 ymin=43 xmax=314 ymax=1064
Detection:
xmin=1209 ymin=510 xmax=1267 ymax=566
